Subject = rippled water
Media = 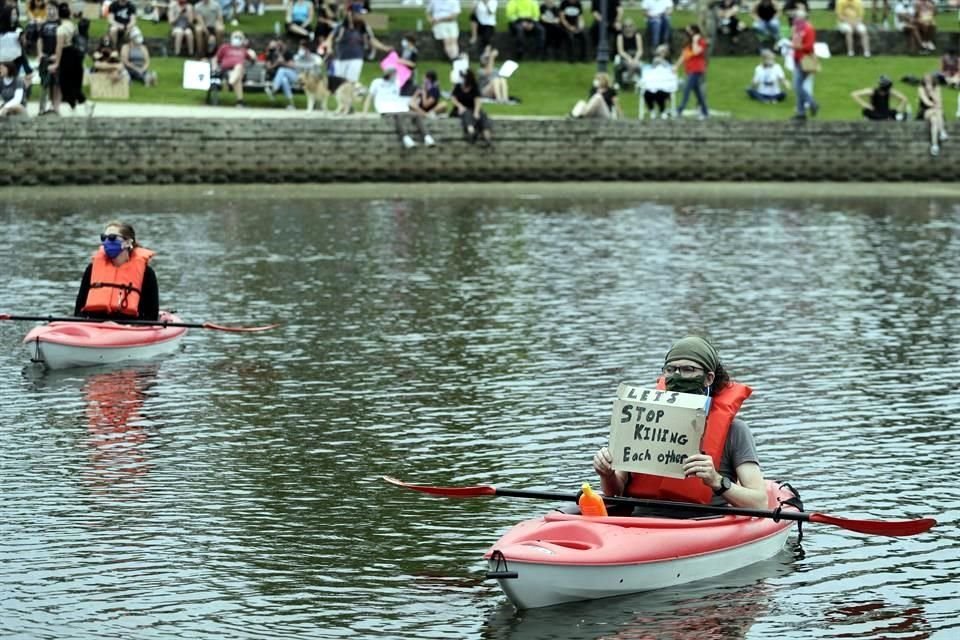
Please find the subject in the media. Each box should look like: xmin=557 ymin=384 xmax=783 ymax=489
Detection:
xmin=1 ymin=187 xmax=958 ymax=640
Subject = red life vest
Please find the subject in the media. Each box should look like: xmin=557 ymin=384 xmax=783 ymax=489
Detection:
xmin=625 ymin=379 xmax=752 ymax=504
xmin=81 ymin=246 xmax=155 ymax=317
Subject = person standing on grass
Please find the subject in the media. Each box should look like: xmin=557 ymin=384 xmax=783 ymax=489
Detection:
xmin=675 ymin=24 xmax=708 ymax=120
xmin=790 ymin=6 xmax=818 ymax=121
xmin=427 ymin=0 xmax=461 ymax=62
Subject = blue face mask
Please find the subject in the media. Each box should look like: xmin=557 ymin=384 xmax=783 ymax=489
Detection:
xmin=103 ymin=238 xmax=125 ymax=258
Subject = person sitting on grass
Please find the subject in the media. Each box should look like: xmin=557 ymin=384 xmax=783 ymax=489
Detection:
xmin=917 ymin=72 xmax=946 ymax=156
xmin=747 ymin=48 xmax=789 ymax=103
xmin=836 ymin=0 xmax=870 ymax=57
xmin=478 ymin=45 xmax=510 ymax=103
xmin=286 ymin=0 xmax=314 ymax=40
xmin=212 ymin=30 xmax=255 ymax=107
xmin=939 ymin=49 xmax=959 ymax=89
xmin=264 ymin=45 xmax=299 ymax=109
xmin=752 ymin=0 xmax=781 ymax=45
xmin=108 ymin=0 xmax=137 ymax=47
xmin=569 ymin=71 xmax=620 ymax=119
xmin=614 ymin=18 xmax=642 ymax=89
xmin=193 ymin=0 xmax=225 ymax=58
xmin=717 ymin=0 xmax=743 ymax=43
xmin=892 ymin=0 xmax=923 ymax=54
xmin=168 ymin=0 xmax=195 ymax=57
xmin=122 ymin=29 xmax=156 ymax=85
xmin=913 ymin=0 xmax=936 ymax=52
xmin=0 ymin=60 xmax=27 ymax=117
xmin=851 ymin=74 xmax=908 ymax=120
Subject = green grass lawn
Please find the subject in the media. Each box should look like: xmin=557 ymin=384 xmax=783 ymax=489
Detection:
xmin=124 ymin=54 xmax=954 ymax=121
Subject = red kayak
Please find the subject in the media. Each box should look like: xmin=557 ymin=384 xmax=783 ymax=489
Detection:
xmin=484 ymin=481 xmax=799 ymax=609
xmin=24 ymin=311 xmax=187 ymax=369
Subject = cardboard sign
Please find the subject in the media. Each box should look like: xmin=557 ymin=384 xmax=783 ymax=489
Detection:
xmin=380 ymin=51 xmax=412 ymax=90
xmin=608 ymin=383 xmax=708 ymax=479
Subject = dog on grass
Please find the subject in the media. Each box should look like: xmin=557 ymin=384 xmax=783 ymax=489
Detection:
xmin=299 ymin=69 xmax=356 ymax=115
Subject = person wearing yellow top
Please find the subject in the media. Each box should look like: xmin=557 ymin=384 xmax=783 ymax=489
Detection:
xmin=505 ymin=0 xmax=545 ymax=60
xmin=836 ymin=0 xmax=870 ymax=57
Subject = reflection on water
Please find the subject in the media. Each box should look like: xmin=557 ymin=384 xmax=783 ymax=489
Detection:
xmin=1 ymin=191 xmax=959 ymax=639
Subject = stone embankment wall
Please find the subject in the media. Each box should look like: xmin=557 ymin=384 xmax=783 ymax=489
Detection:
xmin=2 ymin=118 xmax=952 ymax=185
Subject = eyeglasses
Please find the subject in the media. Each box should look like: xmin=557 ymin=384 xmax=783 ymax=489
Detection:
xmin=100 ymin=233 xmax=125 ymax=242
xmin=661 ymin=364 xmax=705 ymax=377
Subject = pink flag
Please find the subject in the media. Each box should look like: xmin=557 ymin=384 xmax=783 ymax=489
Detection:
xmin=380 ymin=51 xmax=412 ymax=89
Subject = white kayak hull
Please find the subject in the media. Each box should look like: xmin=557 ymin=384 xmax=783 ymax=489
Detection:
xmin=489 ymin=525 xmax=792 ymax=609
xmin=27 ymin=337 xmax=184 ymax=370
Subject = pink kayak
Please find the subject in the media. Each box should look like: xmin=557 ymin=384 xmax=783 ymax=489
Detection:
xmin=484 ymin=480 xmax=799 ymax=609
xmin=23 ymin=311 xmax=187 ymax=369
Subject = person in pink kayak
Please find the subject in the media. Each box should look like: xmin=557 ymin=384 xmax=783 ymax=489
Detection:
xmin=74 ymin=221 xmax=160 ymax=321
xmin=593 ymin=336 xmax=769 ymax=510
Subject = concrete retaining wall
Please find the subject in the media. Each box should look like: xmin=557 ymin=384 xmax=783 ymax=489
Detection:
xmin=2 ymin=117 xmax=952 ymax=185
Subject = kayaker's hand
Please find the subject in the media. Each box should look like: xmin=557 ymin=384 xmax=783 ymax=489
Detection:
xmin=593 ymin=447 xmax=615 ymax=478
xmin=683 ymin=453 xmax=721 ymax=489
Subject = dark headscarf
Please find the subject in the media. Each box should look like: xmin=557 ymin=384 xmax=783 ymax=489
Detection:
xmin=664 ymin=336 xmax=720 ymax=372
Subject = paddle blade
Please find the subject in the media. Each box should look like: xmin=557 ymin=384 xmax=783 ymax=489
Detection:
xmin=382 ymin=476 xmax=497 ymax=498
xmin=200 ymin=322 xmax=281 ymax=333
xmin=810 ymin=513 xmax=936 ymax=536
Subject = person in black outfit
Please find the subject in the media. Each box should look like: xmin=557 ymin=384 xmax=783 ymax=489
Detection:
xmin=451 ymin=69 xmax=492 ymax=145
xmin=851 ymin=75 xmax=908 ymax=120
xmin=589 ymin=0 xmax=621 ymax=58
xmin=559 ymin=0 xmax=588 ymax=62
xmin=539 ymin=0 xmax=565 ymax=60
xmin=75 ymin=222 xmax=160 ymax=321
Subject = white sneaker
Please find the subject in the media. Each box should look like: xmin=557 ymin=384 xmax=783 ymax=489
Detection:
xmin=930 ymin=143 xmax=940 ymax=156
xmin=402 ymin=135 xmax=416 ymax=149
xmin=423 ymin=134 xmax=435 ymax=146
xmin=264 ymin=84 xmax=274 ymax=100
xmin=939 ymin=130 xmax=948 ymax=141
xmin=230 ymin=18 xmax=239 ymax=26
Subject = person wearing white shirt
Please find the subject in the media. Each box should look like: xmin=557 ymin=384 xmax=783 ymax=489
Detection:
xmin=364 ymin=67 xmax=436 ymax=149
xmin=642 ymin=0 xmax=672 ymax=51
xmin=746 ymin=49 xmax=789 ymax=102
xmin=427 ymin=0 xmax=462 ymax=61
xmin=471 ymin=0 xmax=497 ymax=52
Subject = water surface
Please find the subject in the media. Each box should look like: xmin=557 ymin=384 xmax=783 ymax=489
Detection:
xmin=1 ymin=186 xmax=957 ymax=639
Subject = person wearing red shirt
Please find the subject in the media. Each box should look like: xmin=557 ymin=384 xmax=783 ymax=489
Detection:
xmin=674 ymin=24 xmax=709 ymax=119
xmin=791 ymin=7 xmax=819 ymax=120
xmin=213 ymin=30 xmax=256 ymax=107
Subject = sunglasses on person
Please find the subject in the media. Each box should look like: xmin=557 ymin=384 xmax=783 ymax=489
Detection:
xmin=100 ymin=233 xmax=126 ymax=242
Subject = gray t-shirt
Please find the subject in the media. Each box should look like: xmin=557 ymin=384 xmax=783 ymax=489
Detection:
xmin=713 ymin=416 xmax=760 ymax=505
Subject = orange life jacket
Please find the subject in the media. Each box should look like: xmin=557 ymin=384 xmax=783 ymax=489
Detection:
xmin=625 ymin=378 xmax=752 ymax=504
xmin=81 ymin=246 xmax=155 ymax=317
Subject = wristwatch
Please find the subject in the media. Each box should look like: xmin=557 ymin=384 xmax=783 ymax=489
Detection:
xmin=713 ymin=476 xmax=732 ymax=496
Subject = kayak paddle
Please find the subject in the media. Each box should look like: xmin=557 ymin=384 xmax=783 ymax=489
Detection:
xmin=382 ymin=476 xmax=936 ymax=537
xmin=0 ymin=314 xmax=280 ymax=333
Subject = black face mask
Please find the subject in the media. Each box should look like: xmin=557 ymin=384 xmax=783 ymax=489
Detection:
xmin=664 ymin=374 xmax=708 ymax=395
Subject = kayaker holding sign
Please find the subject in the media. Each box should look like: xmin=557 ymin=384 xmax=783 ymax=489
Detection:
xmin=74 ymin=221 xmax=160 ymax=321
xmin=593 ymin=336 xmax=769 ymax=511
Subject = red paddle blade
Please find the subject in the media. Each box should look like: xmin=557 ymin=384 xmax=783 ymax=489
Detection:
xmin=382 ymin=476 xmax=497 ymax=497
xmin=200 ymin=322 xmax=281 ymax=333
xmin=810 ymin=513 xmax=936 ymax=536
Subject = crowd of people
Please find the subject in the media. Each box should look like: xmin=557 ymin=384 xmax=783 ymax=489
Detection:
xmin=0 ymin=0 xmax=957 ymax=154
